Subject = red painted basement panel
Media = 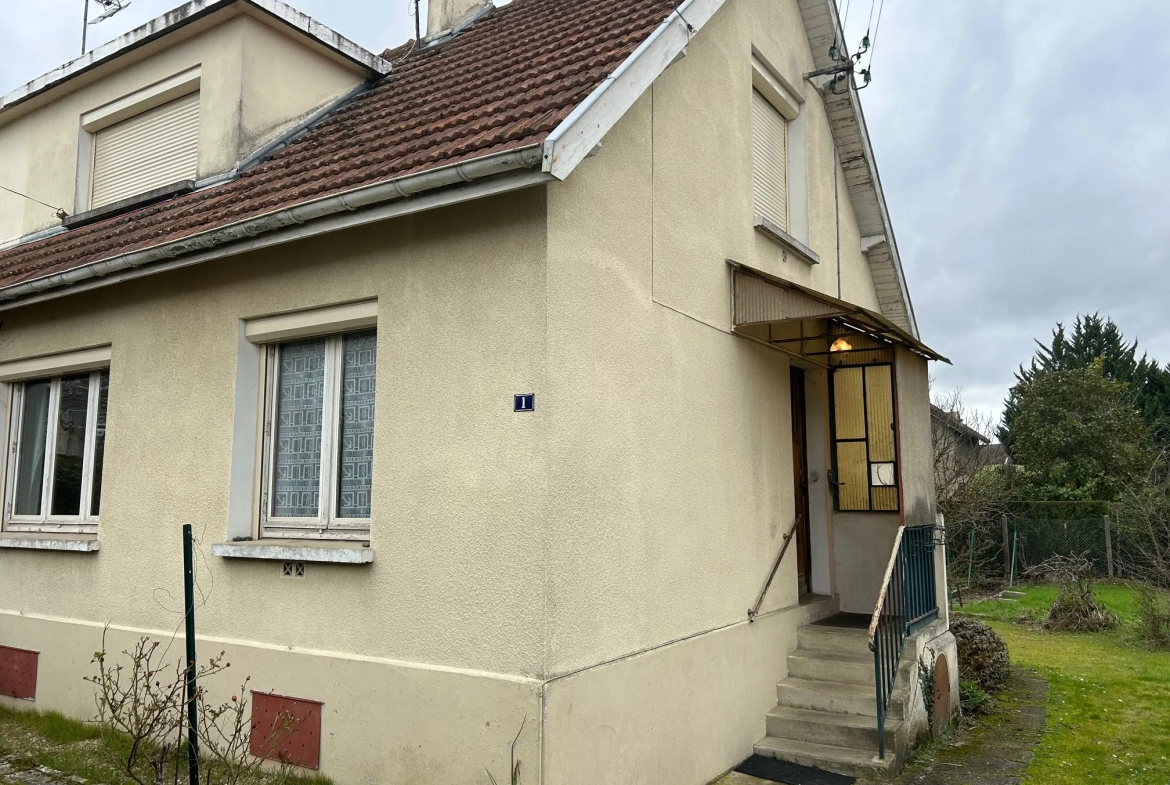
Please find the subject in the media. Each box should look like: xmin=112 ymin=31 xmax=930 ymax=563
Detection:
xmin=250 ymin=691 xmax=322 ymax=769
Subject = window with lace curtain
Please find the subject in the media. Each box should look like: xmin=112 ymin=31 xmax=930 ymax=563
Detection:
xmin=259 ymin=329 xmax=377 ymax=540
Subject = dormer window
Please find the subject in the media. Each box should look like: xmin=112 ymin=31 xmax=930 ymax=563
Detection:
xmin=79 ymin=68 xmax=201 ymax=212
xmin=91 ymin=92 xmax=199 ymax=208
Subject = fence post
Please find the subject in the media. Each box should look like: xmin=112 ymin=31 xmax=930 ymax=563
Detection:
xmin=1001 ymin=514 xmax=1010 ymax=579
xmin=1104 ymin=515 xmax=1114 ymax=578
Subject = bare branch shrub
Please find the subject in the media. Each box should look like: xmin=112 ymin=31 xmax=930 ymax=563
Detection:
xmin=87 ymin=629 xmax=297 ymax=785
xmin=1115 ymin=453 xmax=1170 ymax=586
xmin=1025 ymin=554 xmax=1119 ymax=632
xmin=1135 ymin=584 xmax=1170 ymax=648
xmin=198 ymin=678 xmax=300 ymax=785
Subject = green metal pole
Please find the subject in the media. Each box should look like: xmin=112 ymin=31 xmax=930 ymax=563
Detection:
xmin=1009 ymin=529 xmax=1018 ymax=587
xmin=967 ymin=528 xmax=975 ymax=588
xmin=183 ymin=524 xmax=199 ymax=785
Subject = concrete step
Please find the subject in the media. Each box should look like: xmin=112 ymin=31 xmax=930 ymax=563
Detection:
xmin=765 ymin=704 xmax=904 ymax=750
xmin=775 ymin=677 xmax=905 ymax=719
xmin=788 ymin=649 xmax=875 ymax=685
xmin=754 ymin=735 xmax=899 ymax=780
xmin=797 ymin=624 xmax=872 ymax=656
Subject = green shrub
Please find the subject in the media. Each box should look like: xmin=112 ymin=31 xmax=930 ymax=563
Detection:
xmin=959 ymin=680 xmax=992 ymax=715
xmin=1136 ymin=584 xmax=1170 ymax=648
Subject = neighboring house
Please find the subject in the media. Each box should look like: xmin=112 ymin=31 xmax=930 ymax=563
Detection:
xmin=931 ymin=405 xmax=992 ymax=499
xmin=0 ymin=0 xmax=957 ymax=782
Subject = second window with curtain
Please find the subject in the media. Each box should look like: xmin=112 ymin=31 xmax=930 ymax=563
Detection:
xmin=260 ymin=329 xmax=377 ymax=540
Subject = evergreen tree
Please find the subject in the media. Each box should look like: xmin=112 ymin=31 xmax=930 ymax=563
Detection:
xmin=1000 ymin=314 xmax=1170 ymax=448
xmin=1009 ymin=360 xmax=1150 ymax=502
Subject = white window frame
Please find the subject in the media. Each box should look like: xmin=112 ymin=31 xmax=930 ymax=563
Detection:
xmin=751 ymin=50 xmax=810 ymax=247
xmin=75 ymin=67 xmax=202 ymax=215
xmin=4 ymin=370 xmax=107 ymax=534
xmin=256 ymin=320 xmax=376 ymax=542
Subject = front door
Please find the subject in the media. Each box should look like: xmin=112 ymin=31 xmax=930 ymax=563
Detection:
xmin=791 ymin=367 xmax=813 ymax=595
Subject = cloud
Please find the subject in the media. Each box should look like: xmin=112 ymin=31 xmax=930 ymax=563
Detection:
xmin=858 ymin=0 xmax=1170 ymax=424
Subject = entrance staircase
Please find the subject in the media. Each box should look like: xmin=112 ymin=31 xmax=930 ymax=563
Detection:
xmin=753 ymin=618 xmax=912 ymax=780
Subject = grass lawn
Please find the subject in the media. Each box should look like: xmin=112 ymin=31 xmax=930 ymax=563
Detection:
xmin=959 ymin=582 xmax=1170 ymax=784
xmin=0 ymin=704 xmax=332 ymax=785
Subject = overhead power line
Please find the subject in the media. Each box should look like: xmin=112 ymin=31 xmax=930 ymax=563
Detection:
xmin=868 ymin=0 xmax=888 ymax=70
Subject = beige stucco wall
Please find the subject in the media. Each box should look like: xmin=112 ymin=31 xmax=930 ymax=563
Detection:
xmin=0 ymin=188 xmax=550 ymax=678
xmin=542 ymin=603 xmax=809 ymax=785
xmin=541 ymin=0 xmax=896 ymax=670
xmin=0 ymin=8 xmax=365 ymax=243
xmin=0 ymin=612 xmax=542 ymax=784
xmin=648 ymin=0 xmax=880 ymax=332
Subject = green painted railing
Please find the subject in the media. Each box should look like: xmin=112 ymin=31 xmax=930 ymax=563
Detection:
xmin=867 ymin=524 xmax=939 ymax=759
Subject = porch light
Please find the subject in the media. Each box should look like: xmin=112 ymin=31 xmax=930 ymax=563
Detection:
xmin=830 ymin=337 xmax=852 ymax=352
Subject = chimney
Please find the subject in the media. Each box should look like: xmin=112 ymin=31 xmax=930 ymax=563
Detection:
xmin=427 ymin=0 xmax=490 ymax=36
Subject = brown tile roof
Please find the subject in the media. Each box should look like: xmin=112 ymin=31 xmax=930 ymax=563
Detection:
xmin=0 ymin=0 xmax=678 ymax=292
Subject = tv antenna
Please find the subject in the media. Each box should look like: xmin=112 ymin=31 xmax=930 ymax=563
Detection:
xmin=81 ymin=0 xmax=132 ymax=55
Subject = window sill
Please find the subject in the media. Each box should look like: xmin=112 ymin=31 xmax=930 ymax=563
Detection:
xmin=0 ymin=534 xmax=100 ymax=553
xmin=754 ymin=217 xmax=820 ymax=265
xmin=211 ymin=540 xmax=374 ymax=564
xmin=64 ymin=180 xmax=195 ymax=230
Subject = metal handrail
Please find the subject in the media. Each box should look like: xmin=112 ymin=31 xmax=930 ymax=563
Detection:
xmin=868 ymin=524 xmax=939 ymax=759
xmin=748 ymin=515 xmax=802 ymax=621
xmin=867 ymin=527 xmax=906 ymax=643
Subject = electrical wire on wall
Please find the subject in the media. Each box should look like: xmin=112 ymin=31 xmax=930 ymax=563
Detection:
xmin=0 ymin=185 xmax=68 ymax=220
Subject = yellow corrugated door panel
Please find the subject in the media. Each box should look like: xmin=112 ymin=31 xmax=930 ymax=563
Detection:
xmin=833 ymin=367 xmax=866 ymax=440
xmin=836 ymin=441 xmax=870 ymax=510
xmin=91 ymin=92 xmax=200 ymax=209
xmin=872 ymin=487 xmax=899 ymax=512
xmin=751 ymin=89 xmax=788 ymax=231
xmin=865 ymin=365 xmax=895 ymax=462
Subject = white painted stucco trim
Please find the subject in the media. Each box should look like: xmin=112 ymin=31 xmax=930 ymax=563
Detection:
xmin=0 ymin=0 xmax=390 ymax=115
xmin=0 ymin=535 xmax=101 ymax=552
xmin=0 ymin=345 xmax=112 ymax=382
xmin=211 ymin=540 xmax=374 ymax=563
xmin=80 ymin=67 xmax=203 ymax=132
xmin=244 ymin=299 xmax=377 ymax=343
xmin=541 ymin=0 xmax=728 ymax=180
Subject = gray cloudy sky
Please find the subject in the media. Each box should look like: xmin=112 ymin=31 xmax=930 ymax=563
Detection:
xmin=2 ymin=1 xmax=1167 ymax=430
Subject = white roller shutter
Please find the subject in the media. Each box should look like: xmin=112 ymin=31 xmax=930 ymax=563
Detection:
xmin=752 ymin=89 xmax=788 ymax=232
xmin=91 ymin=92 xmax=200 ymax=209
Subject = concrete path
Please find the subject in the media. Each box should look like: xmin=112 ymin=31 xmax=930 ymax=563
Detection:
xmin=0 ymin=759 xmax=88 ymax=785
xmin=711 ymin=667 xmax=1048 ymax=785
xmin=891 ymin=668 xmax=1047 ymax=785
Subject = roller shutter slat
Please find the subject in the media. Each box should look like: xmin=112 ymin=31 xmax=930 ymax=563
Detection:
xmin=752 ymin=89 xmax=788 ymax=232
xmin=91 ymin=92 xmax=200 ymax=208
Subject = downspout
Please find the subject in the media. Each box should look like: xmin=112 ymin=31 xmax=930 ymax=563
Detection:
xmin=0 ymin=145 xmax=544 ymax=304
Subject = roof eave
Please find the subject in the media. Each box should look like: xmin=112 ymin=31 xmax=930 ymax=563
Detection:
xmin=0 ymin=146 xmax=548 ymax=312
xmin=541 ymin=0 xmax=728 ymax=180
xmin=0 ymin=0 xmax=391 ymax=116
xmin=797 ymin=0 xmax=919 ymax=339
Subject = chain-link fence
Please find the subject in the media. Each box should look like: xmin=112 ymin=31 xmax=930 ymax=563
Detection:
xmin=947 ymin=503 xmax=1117 ymax=587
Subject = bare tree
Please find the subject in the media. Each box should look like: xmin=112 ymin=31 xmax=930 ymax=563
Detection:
xmin=931 ymin=388 xmax=1013 ymax=586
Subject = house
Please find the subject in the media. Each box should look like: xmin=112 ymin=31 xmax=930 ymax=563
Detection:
xmin=0 ymin=0 xmax=957 ymax=782
xmin=931 ymin=405 xmax=994 ymax=500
